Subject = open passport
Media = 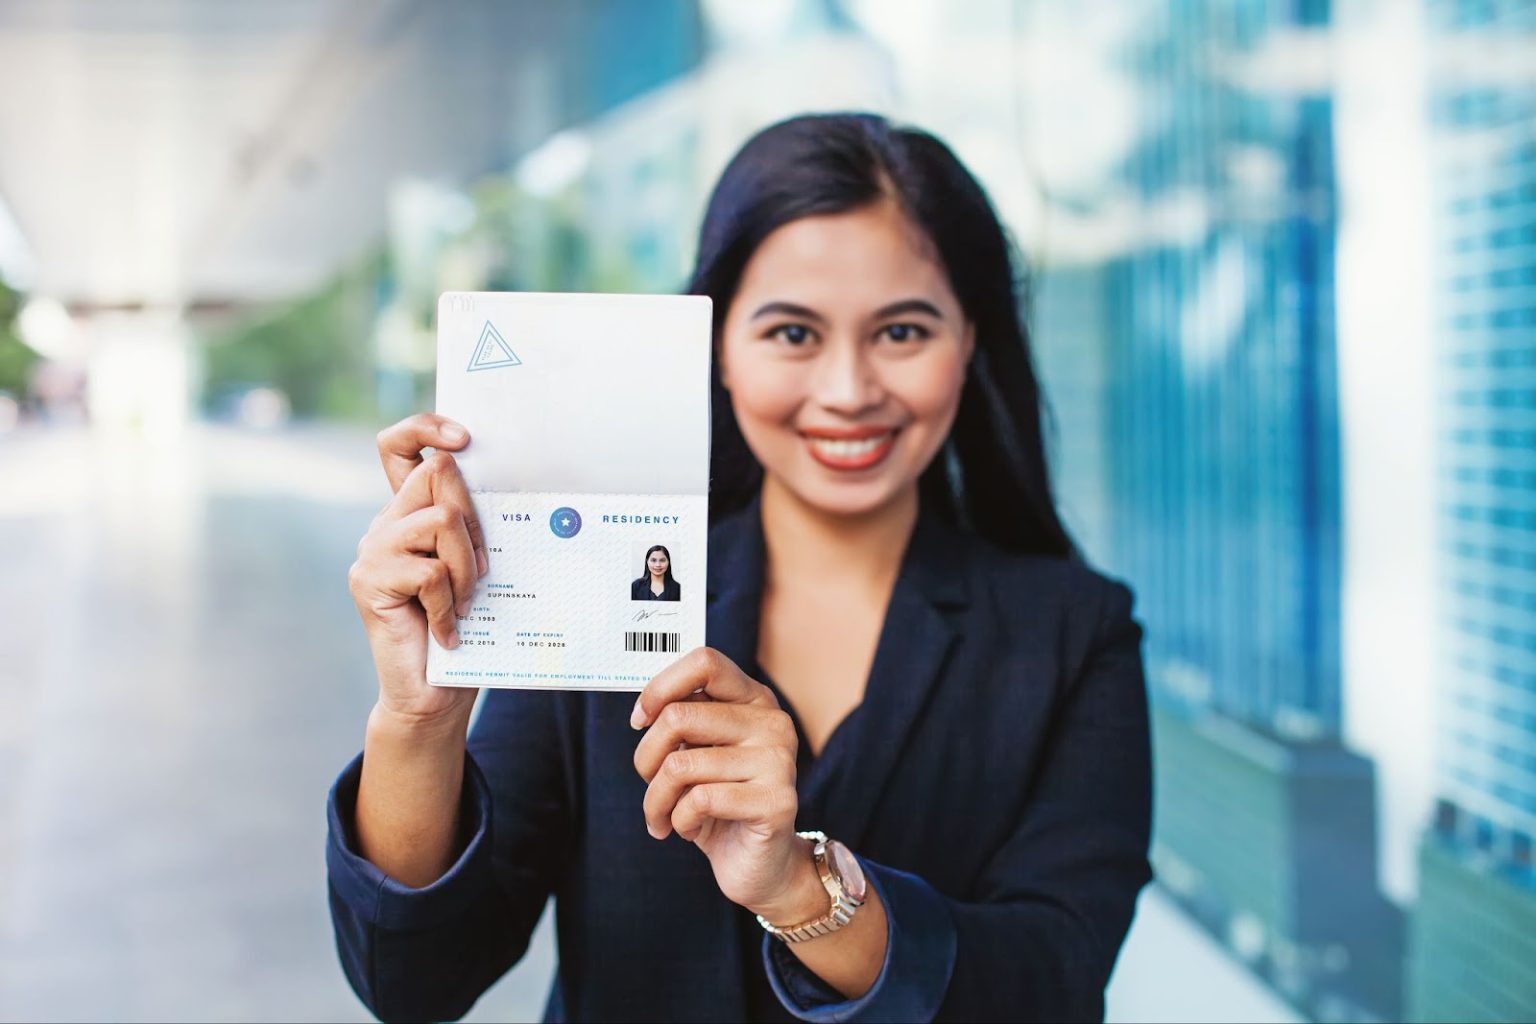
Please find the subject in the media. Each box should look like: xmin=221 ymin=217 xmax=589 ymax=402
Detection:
xmin=426 ymin=291 xmax=712 ymax=690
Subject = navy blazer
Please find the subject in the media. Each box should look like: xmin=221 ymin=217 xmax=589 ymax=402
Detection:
xmin=326 ymin=495 xmax=1153 ymax=1022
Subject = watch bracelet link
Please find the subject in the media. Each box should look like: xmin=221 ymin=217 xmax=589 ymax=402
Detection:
xmin=756 ymin=830 xmax=865 ymax=944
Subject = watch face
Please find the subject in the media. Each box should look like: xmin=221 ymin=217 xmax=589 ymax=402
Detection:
xmin=826 ymin=840 xmax=867 ymax=903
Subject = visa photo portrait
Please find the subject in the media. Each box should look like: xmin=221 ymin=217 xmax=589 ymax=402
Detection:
xmin=630 ymin=542 xmax=681 ymax=601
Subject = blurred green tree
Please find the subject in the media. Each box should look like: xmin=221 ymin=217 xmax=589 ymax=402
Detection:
xmin=202 ymin=252 xmax=385 ymax=422
xmin=0 ymin=277 xmax=39 ymax=398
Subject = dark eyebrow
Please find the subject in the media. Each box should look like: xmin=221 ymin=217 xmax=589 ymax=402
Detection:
xmin=872 ymin=299 xmax=944 ymax=320
xmin=749 ymin=298 xmax=945 ymax=323
xmin=750 ymin=301 xmax=827 ymax=324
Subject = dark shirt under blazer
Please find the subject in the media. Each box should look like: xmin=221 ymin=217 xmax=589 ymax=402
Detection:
xmin=326 ymin=494 xmax=1154 ymax=1022
xmin=631 ymin=576 xmax=681 ymax=601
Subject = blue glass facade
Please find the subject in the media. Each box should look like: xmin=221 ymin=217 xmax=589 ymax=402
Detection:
xmin=1107 ymin=0 xmax=1342 ymax=740
xmin=1096 ymin=2 xmax=1403 ymax=1017
xmin=1425 ymin=0 xmax=1536 ymax=862
xmin=1410 ymin=0 xmax=1536 ymax=1017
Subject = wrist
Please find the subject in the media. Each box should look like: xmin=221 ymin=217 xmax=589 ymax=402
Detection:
xmin=749 ymin=835 xmax=828 ymax=925
xmin=367 ymin=698 xmax=472 ymax=749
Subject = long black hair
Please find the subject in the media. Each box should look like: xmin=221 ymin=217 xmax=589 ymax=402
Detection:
xmin=639 ymin=544 xmax=677 ymax=588
xmin=686 ymin=112 xmax=1077 ymax=560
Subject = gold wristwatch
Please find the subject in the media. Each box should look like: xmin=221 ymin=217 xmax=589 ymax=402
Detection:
xmin=756 ymin=831 xmax=868 ymax=943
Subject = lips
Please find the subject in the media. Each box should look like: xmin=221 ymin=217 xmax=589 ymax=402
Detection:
xmin=801 ymin=428 xmax=900 ymax=471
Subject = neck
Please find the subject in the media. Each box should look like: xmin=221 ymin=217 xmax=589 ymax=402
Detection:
xmin=759 ymin=474 xmax=918 ymax=597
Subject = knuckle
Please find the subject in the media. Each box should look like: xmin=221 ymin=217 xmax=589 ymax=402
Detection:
xmin=696 ymin=646 xmax=725 ymax=675
xmin=681 ymin=646 xmax=713 ymax=677
xmin=422 ymin=558 xmax=450 ymax=587
xmin=770 ymin=744 xmax=796 ymax=776
xmin=678 ymin=700 xmax=705 ymax=729
xmin=770 ymin=711 xmax=796 ymax=746
xmin=657 ymin=702 xmax=687 ymax=733
xmin=663 ymin=749 xmax=693 ymax=779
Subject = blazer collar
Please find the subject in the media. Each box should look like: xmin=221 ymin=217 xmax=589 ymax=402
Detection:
xmin=706 ymin=490 xmax=970 ymax=848
xmin=706 ymin=489 xmax=971 ymax=612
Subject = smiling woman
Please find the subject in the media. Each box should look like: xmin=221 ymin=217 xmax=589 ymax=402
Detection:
xmin=328 ymin=112 xmax=1152 ymax=1024
xmin=716 ymin=204 xmax=973 ymax=517
xmin=632 ymin=543 xmax=681 ymax=601
xmin=693 ymin=115 xmax=1078 ymax=557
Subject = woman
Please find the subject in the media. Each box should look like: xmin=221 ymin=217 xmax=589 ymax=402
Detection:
xmin=632 ymin=544 xmax=682 ymax=601
xmin=331 ymin=113 xmax=1152 ymax=1023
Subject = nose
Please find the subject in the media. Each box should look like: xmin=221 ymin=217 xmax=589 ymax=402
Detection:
xmin=810 ymin=335 xmax=884 ymax=416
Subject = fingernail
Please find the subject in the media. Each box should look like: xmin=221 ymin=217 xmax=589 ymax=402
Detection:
xmin=442 ymin=423 xmax=467 ymax=443
xmin=646 ymin=822 xmax=662 ymax=839
xmin=476 ymin=547 xmax=488 ymax=578
xmin=630 ymin=696 xmax=646 ymax=729
xmin=445 ymin=630 xmax=460 ymax=649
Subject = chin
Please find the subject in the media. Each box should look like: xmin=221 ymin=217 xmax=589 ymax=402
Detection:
xmin=785 ymin=471 xmax=913 ymax=520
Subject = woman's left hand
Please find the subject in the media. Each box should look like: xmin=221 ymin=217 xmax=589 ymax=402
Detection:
xmin=631 ymin=647 xmax=813 ymax=920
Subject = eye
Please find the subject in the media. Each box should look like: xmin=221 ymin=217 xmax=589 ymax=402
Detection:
xmin=878 ymin=322 xmax=931 ymax=343
xmin=767 ymin=323 xmax=815 ymax=346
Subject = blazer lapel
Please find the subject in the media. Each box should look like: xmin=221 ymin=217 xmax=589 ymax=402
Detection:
xmin=817 ymin=509 xmax=968 ymax=849
xmin=706 ymin=495 xmax=971 ymax=853
xmin=706 ymin=496 xmax=766 ymax=671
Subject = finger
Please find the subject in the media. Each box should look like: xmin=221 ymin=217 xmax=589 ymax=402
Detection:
xmin=376 ymin=413 xmax=470 ymax=494
xmin=375 ymin=505 xmax=479 ymax=617
xmin=671 ymin=781 xmax=796 ymax=843
xmin=632 ymin=647 xmax=777 ymax=730
xmin=633 ymin=701 xmax=794 ymax=783
xmin=378 ymin=452 xmax=488 ymax=576
xmin=406 ymin=554 xmax=459 ymax=649
xmin=643 ymin=745 xmax=793 ymax=840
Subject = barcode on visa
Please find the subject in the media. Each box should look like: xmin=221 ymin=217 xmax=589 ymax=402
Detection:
xmin=624 ymin=631 xmax=680 ymax=653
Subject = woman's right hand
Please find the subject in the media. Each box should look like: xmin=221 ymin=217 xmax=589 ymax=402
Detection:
xmin=348 ymin=412 xmax=487 ymax=728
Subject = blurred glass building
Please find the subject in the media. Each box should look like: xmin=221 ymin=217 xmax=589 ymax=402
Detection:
xmin=1084 ymin=2 xmax=1403 ymax=1019
xmin=1409 ymin=0 xmax=1536 ymax=1019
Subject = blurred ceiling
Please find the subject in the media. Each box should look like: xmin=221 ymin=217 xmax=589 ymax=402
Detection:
xmin=0 ymin=0 xmax=702 ymax=310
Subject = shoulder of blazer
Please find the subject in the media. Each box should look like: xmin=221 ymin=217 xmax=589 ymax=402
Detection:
xmin=952 ymin=528 xmax=1140 ymax=669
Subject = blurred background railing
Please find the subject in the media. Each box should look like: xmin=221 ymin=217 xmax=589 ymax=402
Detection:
xmin=0 ymin=1 xmax=1532 ymax=1021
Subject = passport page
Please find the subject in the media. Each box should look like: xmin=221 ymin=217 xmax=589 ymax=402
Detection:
xmin=426 ymin=291 xmax=712 ymax=690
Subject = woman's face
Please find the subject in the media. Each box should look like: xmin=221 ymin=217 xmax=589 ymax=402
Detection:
xmin=719 ymin=199 xmax=974 ymax=519
xmin=648 ymin=549 xmax=669 ymax=576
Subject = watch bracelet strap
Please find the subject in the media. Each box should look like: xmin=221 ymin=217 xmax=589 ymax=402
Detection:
xmin=759 ymin=890 xmax=863 ymax=943
xmin=756 ymin=830 xmax=865 ymax=944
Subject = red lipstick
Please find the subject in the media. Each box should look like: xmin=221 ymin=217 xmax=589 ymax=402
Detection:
xmin=800 ymin=426 xmax=900 ymax=471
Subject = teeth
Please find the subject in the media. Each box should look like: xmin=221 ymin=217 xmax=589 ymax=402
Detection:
xmin=807 ymin=434 xmax=891 ymax=459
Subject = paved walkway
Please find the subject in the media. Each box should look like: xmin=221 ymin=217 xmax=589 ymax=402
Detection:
xmin=0 ymin=425 xmax=553 ymax=1022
